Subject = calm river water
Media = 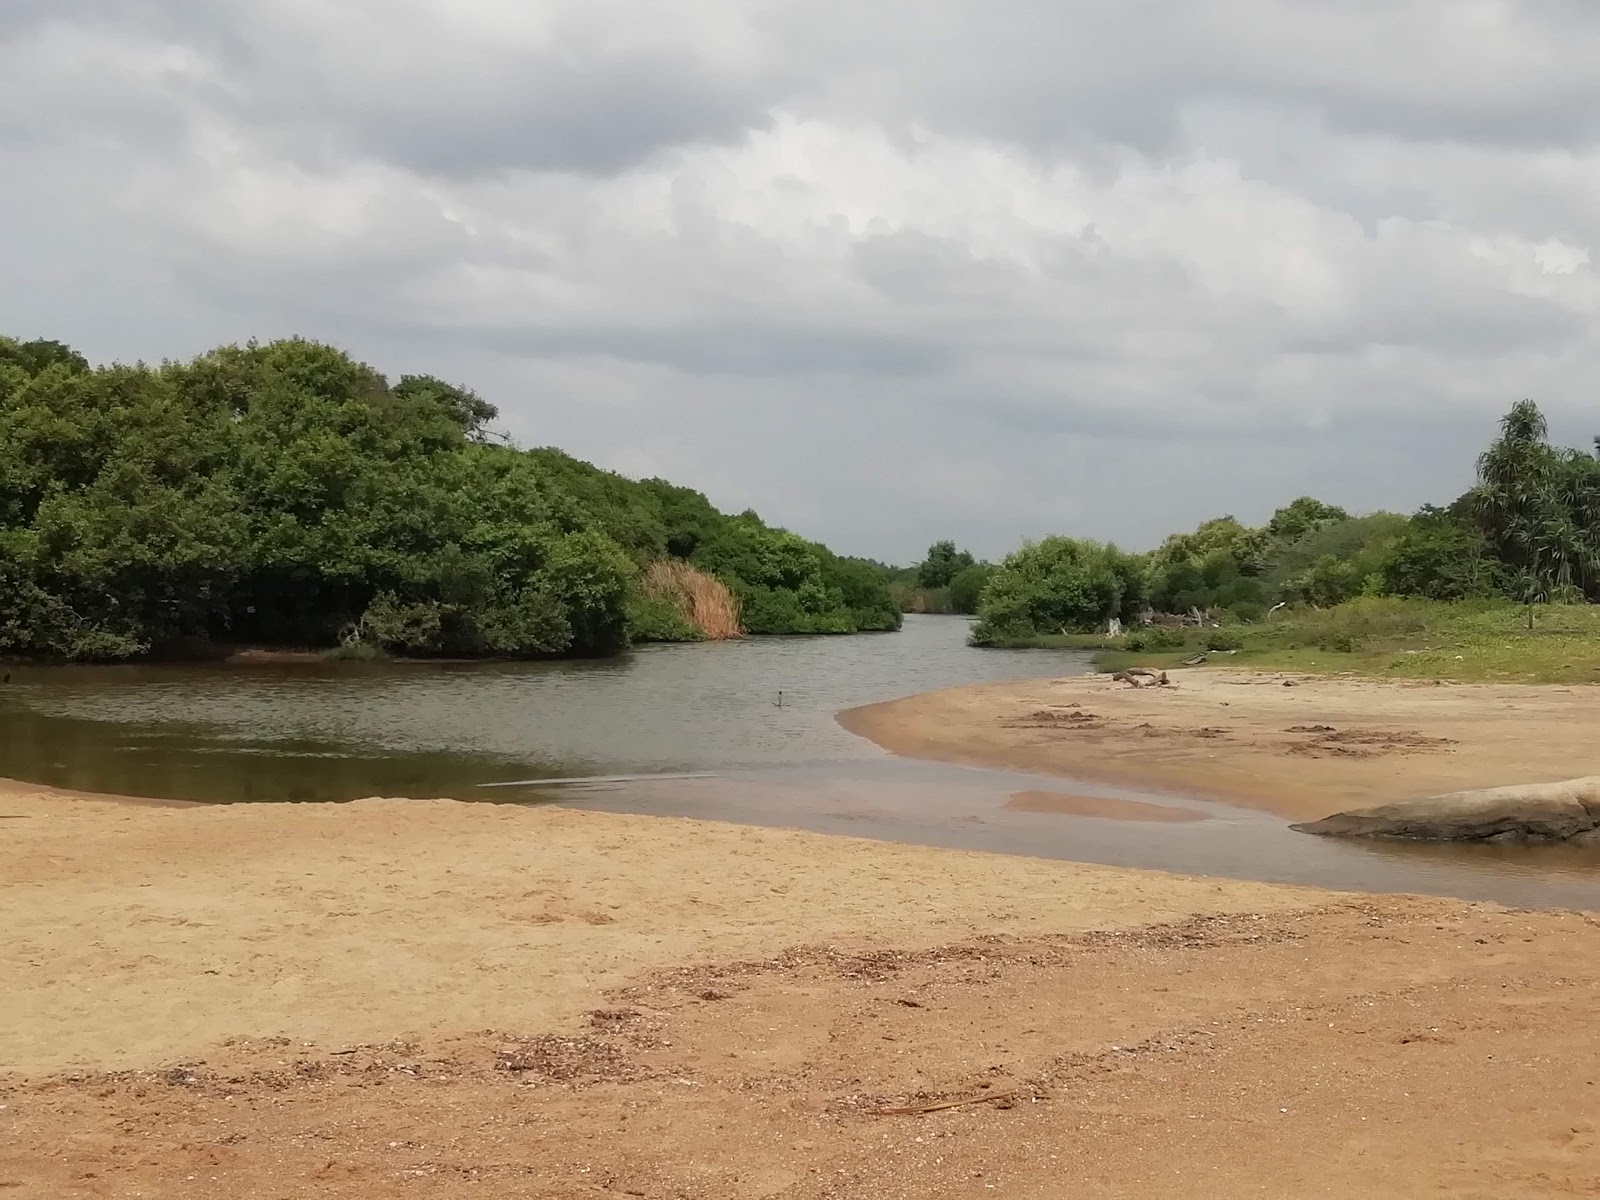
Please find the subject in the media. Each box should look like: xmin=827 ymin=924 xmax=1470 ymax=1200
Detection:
xmin=3 ymin=615 xmax=1597 ymax=909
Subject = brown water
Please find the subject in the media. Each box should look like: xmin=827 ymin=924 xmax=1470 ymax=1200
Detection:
xmin=3 ymin=615 xmax=1597 ymax=909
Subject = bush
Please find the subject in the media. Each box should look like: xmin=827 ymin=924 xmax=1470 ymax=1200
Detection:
xmin=1204 ymin=630 xmax=1243 ymax=651
xmin=948 ymin=563 xmax=995 ymax=615
xmin=1144 ymin=627 xmax=1189 ymax=650
xmin=625 ymin=594 xmax=703 ymax=643
xmin=971 ymin=536 xmax=1148 ymax=645
xmin=637 ymin=560 xmax=739 ymax=640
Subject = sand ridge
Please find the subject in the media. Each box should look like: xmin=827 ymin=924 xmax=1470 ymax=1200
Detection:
xmin=840 ymin=668 xmax=1600 ymax=820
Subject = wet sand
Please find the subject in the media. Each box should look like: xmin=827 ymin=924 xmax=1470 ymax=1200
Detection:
xmin=841 ymin=669 xmax=1600 ymax=821
xmin=5 ymin=754 xmax=1600 ymax=1198
xmin=1004 ymin=789 xmax=1209 ymax=821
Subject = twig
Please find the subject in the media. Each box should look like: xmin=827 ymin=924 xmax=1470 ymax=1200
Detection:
xmin=867 ymin=1090 xmax=1018 ymax=1116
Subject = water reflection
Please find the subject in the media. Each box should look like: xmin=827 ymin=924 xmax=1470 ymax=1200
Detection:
xmin=0 ymin=616 xmax=1088 ymax=800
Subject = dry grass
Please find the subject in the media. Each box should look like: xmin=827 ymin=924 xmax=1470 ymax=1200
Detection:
xmin=642 ymin=561 xmax=742 ymax=640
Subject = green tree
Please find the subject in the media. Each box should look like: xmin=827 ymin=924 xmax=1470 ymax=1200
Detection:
xmin=0 ymin=334 xmax=897 ymax=658
xmin=1471 ymin=400 xmax=1585 ymax=598
xmin=917 ymin=540 xmax=976 ymax=589
xmin=1380 ymin=507 xmax=1502 ymax=601
xmin=971 ymin=537 xmax=1148 ymax=645
xmin=948 ymin=562 xmax=994 ymax=614
xmin=1267 ymin=496 xmax=1349 ymax=542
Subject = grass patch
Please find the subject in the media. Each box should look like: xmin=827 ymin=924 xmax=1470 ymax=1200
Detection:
xmin=995 ymin=598 xmax=1600 ymax=685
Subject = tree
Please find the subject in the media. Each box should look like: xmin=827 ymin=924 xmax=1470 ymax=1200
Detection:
xmin=917 ymin=540 xmax=975 ymax=589
xmin=1380 ymin=507 xmax=1502 ymax=601
xmin=1471 ymin=400 xmax=1591 ymax=599
xmin=970 ymin=537 xmax=1148 ymax=645
xmin=0 ymin=334 xmax=899 ymax=658
xmin=1148 ymin=516 xmax=1268 ymax=613
xmin=948 ymin=563 xmax=994 ymax=614
xmin=1267 ymin=497 xmax=1349 ymax=542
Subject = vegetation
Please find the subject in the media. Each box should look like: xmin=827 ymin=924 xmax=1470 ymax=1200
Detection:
xmin=970 ymin=397 xmax=1600 ymax=678
xmin=886 ymin=541 xmax=994 ymax=615
xmin=1044 ymin=597 xmax=1600 ymax=685
xmin=969 ymin=538 xmax=1148 ymax=646
xmin=0 ymin=335 xmax=898 ymax=661
xmin=631 ymin=561 xmax=742 ymax=642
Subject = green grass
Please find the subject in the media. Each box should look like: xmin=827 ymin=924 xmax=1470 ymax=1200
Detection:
xmin=997 ymin=598 xmax=1600 ymax=685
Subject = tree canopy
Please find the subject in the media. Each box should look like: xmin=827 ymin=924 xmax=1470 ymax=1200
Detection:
xmin=0 ymin=335 xmax=899 ymax=660
xmin=967 ymin=398 xmax=1600 ymax=644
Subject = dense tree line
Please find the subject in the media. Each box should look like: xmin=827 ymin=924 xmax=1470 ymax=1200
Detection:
xmin=969 ymin=399 xmax=1600 ymax=644
xmin=882 ymin=540 xmax=995 ymax=615
xmin=0 ymin=336 xmax=899 ymax=660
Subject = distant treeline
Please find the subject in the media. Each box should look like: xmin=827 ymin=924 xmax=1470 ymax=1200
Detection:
xmin=0 ymin=335 xmax=899 ymax=661
xmin=960 ymin=399 xmax=1600 ymax=645
xmin=878 ymin=541 xmax=996 ymax=616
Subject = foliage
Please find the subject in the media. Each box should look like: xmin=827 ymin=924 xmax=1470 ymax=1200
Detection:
xmin=1381 ymin=506 xmax=1504 ymax=601
xmin=1148 ymin=516 xmax=1270 ymax=613
xmin=970 ymin=537 xmax=1148 ymax=645
xmin=1470 ymin=399 xmax=1600 ymax=601
xmin=888 ymin=551 xmax=993 ymax=616
xmin=947 ymin=562 xmax=994 ymax=614
xmin=1086 ymin=597 xmax=1600 ymax=685
xmin=916 ymin=540 xmax=976 ymax=589
xmin=1266 ymin=496 xmax=1349 ymax=542
xmin=636 ymin=560 xmax=741 ymax=641
xmin=0 ymin=334 xmax=898 ymax=659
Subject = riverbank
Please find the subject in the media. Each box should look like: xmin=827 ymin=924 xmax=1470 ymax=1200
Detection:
xmin=5 ymin=776 xmax=1600 ymax=1197
xmin=1005 ymin=599 xmax=1600 ymax=685
xmin=841 ymin=669 xmax=1600 ymax=821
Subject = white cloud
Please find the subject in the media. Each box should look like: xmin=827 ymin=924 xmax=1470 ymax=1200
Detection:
xmin=3 ymin=1 xmax=1600 ymax=559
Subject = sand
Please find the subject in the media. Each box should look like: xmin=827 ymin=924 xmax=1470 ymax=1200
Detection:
xmin=5 ymin=669 xmax=1600 ymax=1198
xmin=841 ymin=668 xmax=1600 ymax=820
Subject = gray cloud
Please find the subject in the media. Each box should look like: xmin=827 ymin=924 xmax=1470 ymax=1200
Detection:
xmin=3 ymin=1 xmax=1600 ymax=561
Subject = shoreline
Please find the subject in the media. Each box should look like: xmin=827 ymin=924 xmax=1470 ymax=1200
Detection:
xmin=7 ymin=681 xmax=1600 ymax=1195
xmin=840 ymin=669 xmax=1600 ymax=822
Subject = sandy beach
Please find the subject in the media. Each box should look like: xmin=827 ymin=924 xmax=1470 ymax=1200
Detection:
xmin=5 ymin=671 xmax=1600 ymax=1198
xmin=841 ymin=669 xmax=1600 ymax=820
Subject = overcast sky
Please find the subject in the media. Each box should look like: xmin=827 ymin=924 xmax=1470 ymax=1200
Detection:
xmin=4 ymin=2 xmax=1598 ymax=562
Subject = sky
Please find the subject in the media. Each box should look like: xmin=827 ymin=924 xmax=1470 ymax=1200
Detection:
xmin=3 ymin=1 xmax=1598 ymax=563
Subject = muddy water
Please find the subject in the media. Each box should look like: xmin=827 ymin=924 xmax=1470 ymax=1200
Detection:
xmin=3 ymin=615 xmax=1597 ymax=909
xmin=0 ymin=616 xmax=1086 ymax=799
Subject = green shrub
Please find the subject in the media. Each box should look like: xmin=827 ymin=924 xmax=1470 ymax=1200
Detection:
xmin=1144 ymin=627 xmax=1189 ymax=650
xmin=1204 ymin=630 xmax=1243 ymax=651
xmin=971 ymin=536 xmax=1148 ymax=645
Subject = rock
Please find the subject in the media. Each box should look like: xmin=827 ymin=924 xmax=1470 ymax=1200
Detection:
xmin=1291 ymin=777 xmax=1600 ymax=843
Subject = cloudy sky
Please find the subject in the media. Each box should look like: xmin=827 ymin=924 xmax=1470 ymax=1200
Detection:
xmin=3 ymin=1 xmax=1598 ymax=562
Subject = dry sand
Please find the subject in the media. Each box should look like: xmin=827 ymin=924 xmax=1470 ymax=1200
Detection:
xmin=5 ymin=669 xmax=1600 ymax=1199
xmin=841 ymin=668 xmax=1600 ymax=820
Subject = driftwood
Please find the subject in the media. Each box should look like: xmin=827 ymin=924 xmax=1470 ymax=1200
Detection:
xmin=1111 ymin=668 xmax=1170 ymax=688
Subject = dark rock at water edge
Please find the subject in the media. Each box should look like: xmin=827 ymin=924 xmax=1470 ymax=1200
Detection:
xmin=1292 ymin=778 xmax=1600 ymax=844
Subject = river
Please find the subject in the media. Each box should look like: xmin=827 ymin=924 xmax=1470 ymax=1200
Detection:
xmin=3 ymin=614 xmax=1597 ymax=909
